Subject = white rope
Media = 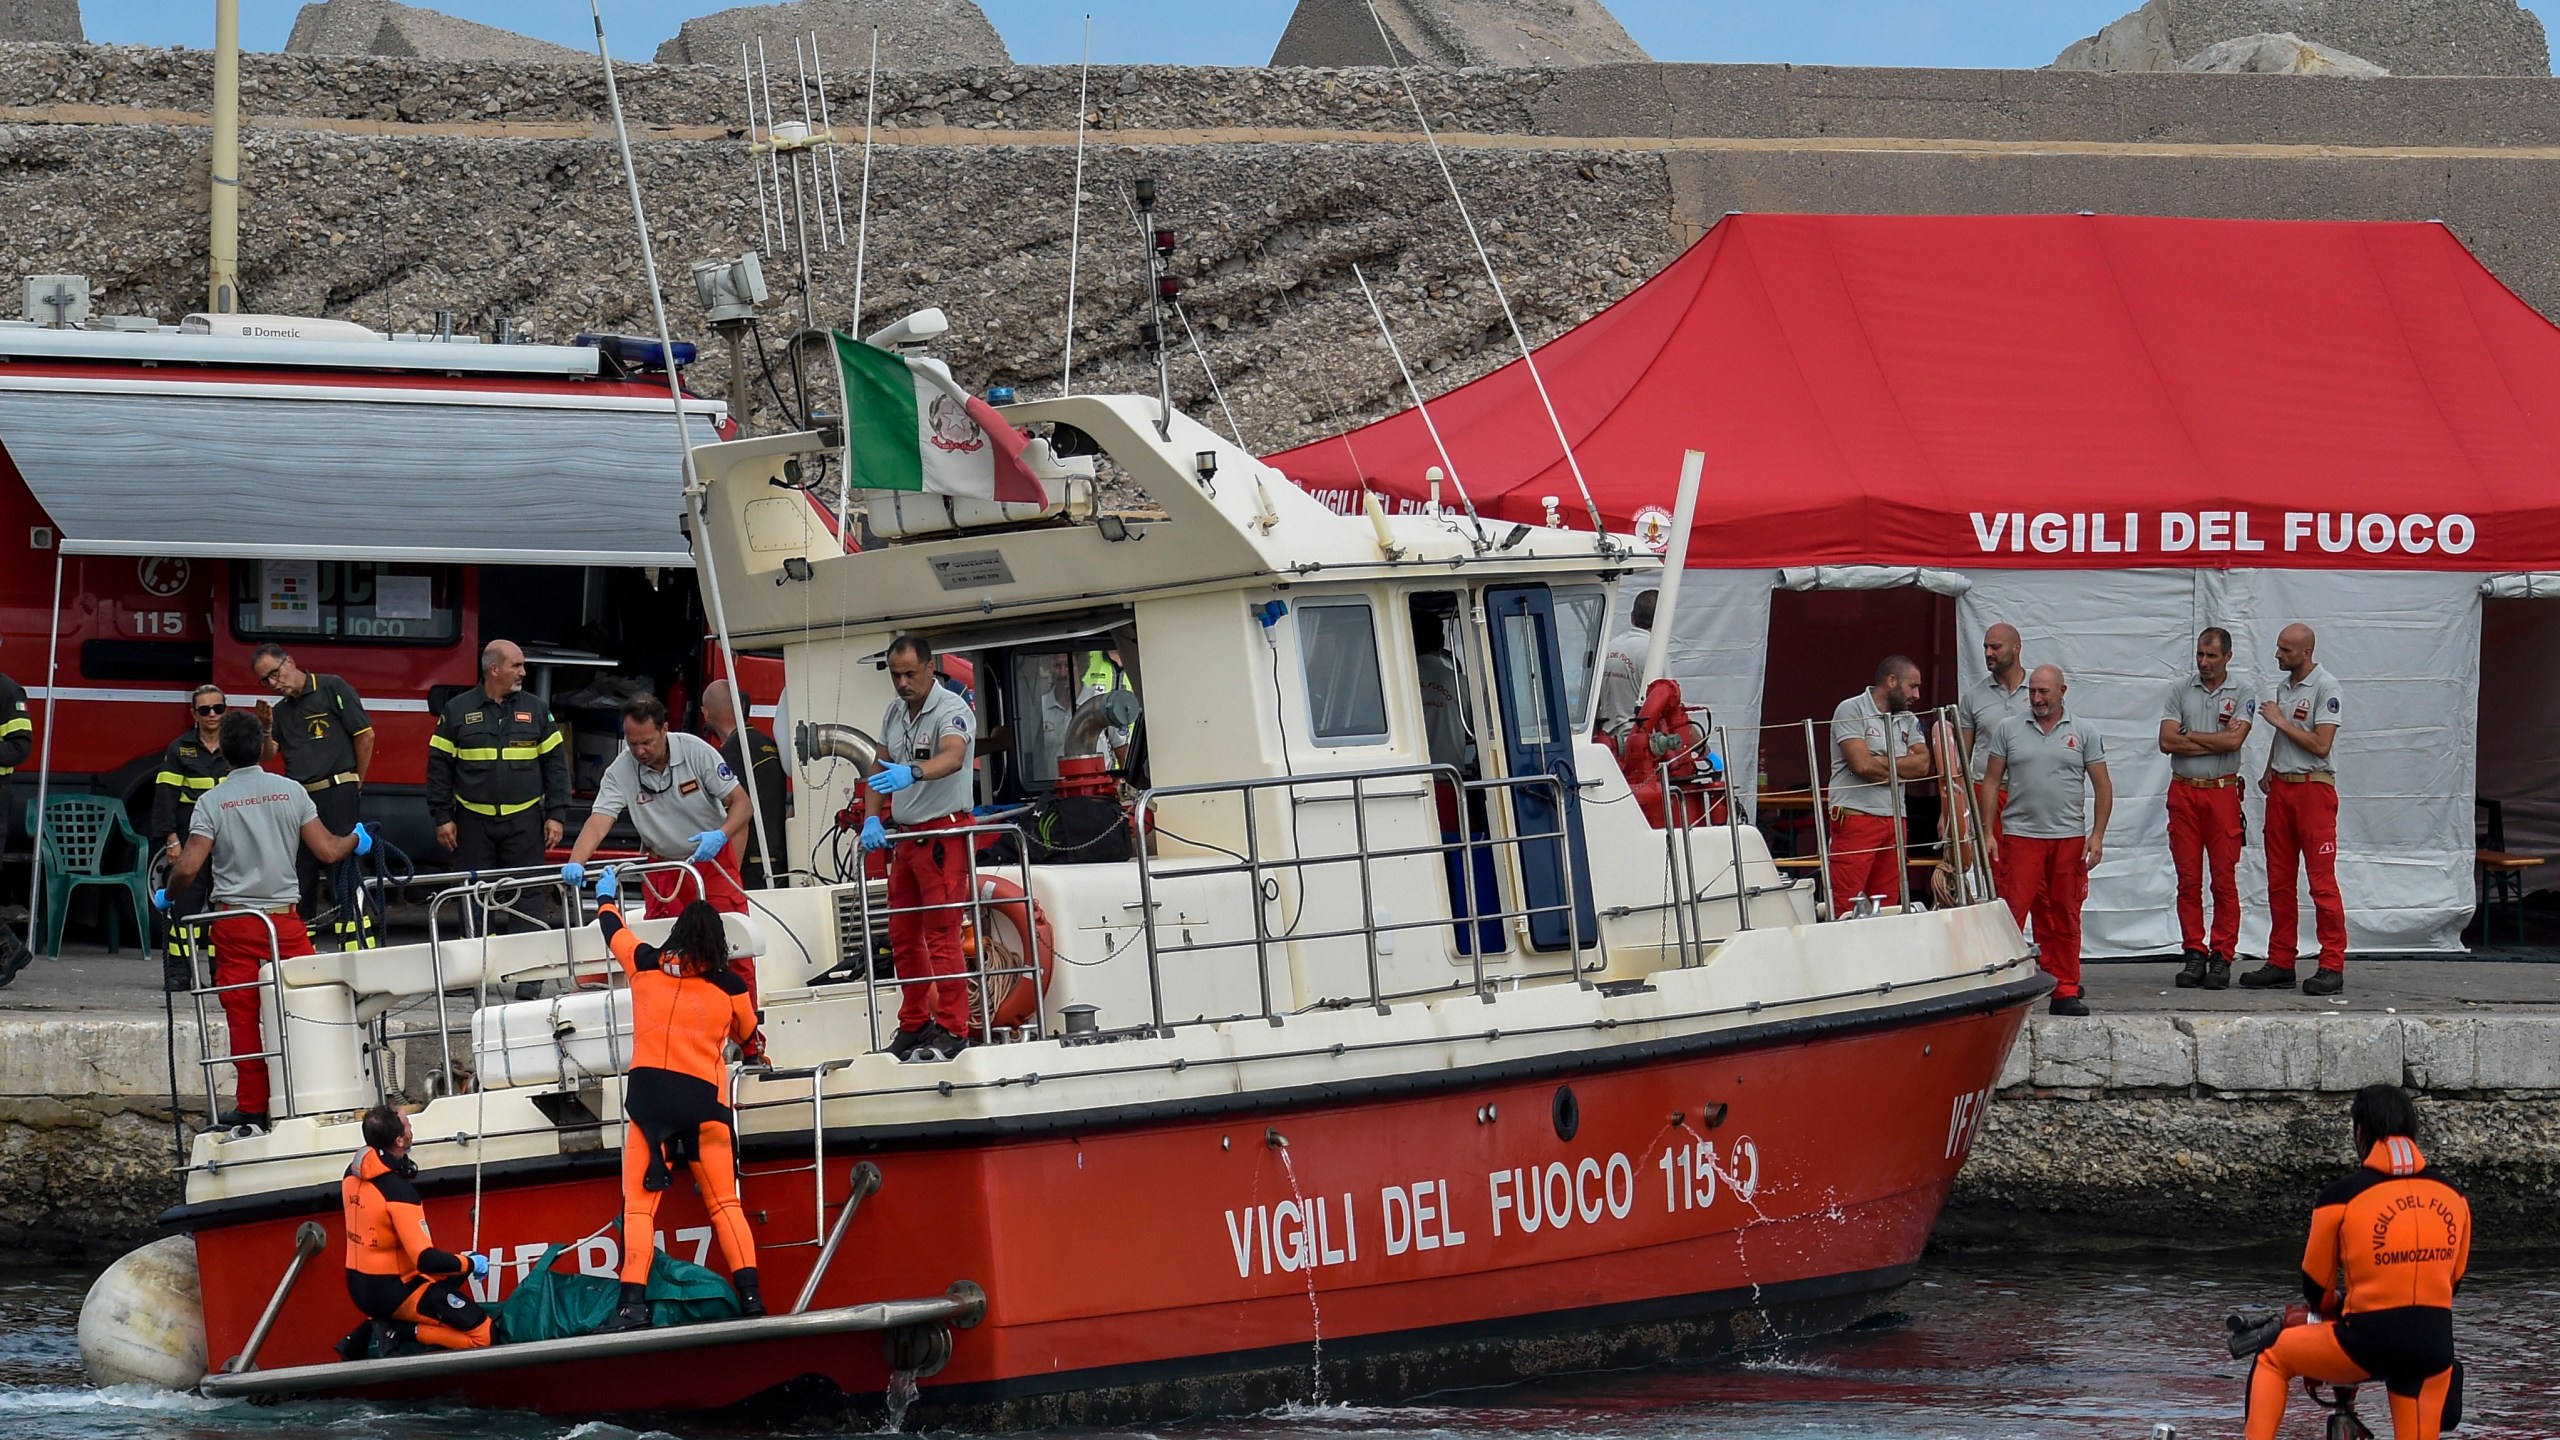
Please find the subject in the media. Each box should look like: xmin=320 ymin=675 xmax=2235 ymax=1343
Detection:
xmin=1351 ymin=262 xmax=1485 ymax=546
xmin=1363 ymin=0 xmax=1608 ymax=541
xmin=1061 ymin=14 xmax=1092 ymax=396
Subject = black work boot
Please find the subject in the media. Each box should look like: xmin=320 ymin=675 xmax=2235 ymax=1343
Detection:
xmin=2203 ymin=954 xmax=2232 ymax=991
xmin=2048 ymin=994 xmax=2091 ymax=1017
xmin=734 ymin=1267 xmax=766 ymax=1319
xmin=886 ymin=1025 xmax=929 ymax=1059
xmin=2238 ymin=963 xmax=2298 ymax=990
xmin=2302 ymin=968 xmax=2345 ymax=998
xmin=599 ymin=1281 xmax=652 ymax=1334
xmin=2174 ymin=949 xmax=2209 ymax=988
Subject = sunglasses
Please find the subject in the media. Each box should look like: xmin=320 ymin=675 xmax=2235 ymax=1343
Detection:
xmin=193 ymin=704 xmax=226 ymax=716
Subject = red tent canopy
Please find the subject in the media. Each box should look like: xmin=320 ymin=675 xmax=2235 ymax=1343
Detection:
xmin=1264 ymin=213 xmax=2560 ymax=572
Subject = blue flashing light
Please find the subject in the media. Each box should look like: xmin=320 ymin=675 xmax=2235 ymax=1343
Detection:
xmin=575 ymin=333 xmax=699 ymax=372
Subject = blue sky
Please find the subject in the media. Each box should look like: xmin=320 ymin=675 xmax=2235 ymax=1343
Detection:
xmin=78 ymin=2 xmax=2560 ymax=71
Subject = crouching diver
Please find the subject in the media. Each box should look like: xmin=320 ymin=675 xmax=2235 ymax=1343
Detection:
xmin=595 ymin=866 xmax=766 ymax=1330
xmin=340 ymin=1104 xmax=493 ymax=1355
xmin=2242 ymin=1083 xmax=2471 ymax=1440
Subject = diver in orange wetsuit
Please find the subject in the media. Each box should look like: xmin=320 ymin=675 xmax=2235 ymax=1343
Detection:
xmin=594 ymin=866 xmax=766 ymax=1330
xmin=340 ymin=1104 xmax=493 ymax=1355
xmin=2245 ymin=1083 xmax=2471 ymax=1440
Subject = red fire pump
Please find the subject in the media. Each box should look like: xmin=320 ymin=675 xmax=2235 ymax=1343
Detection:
xmin=1605 ymin=677 xmax=1725 ymax=828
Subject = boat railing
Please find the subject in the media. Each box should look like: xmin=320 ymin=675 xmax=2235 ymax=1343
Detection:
xmin=1730 ymin=703 xmax=1994 ymax=921
xmin=1132 ymin=763 xmax=1586 ymax=1029
xmin=171 ymin=905 xmax=296 ymax=1135
xmin=831 ymin=818 xmax=1050 ymax=1054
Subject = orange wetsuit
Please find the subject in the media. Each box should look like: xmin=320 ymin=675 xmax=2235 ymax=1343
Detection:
xmin=340 ymin=1146 xmax=492 ymax=1351
xmin=2246 ymin=1136 xmax=2471 ymax=1440
xmin=600 ymin=901 xmax=761 ymax=1289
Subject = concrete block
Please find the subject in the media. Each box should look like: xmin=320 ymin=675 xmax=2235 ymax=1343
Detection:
xmin=2403 ymin=1017 xmax=2478 ymax=1091
xmin=2315 ymin=1016 xmax=2403 ymax=1091
xmin=0 ymin=1019 xmax=201 ymax=1099
xmin=2030 ymin=1015 xmax=2111 ymax=1088
xmin=2190 ymin=1015 xmax=2319 ymax=1091
xmin=2468 ymin=1017 xmax=2560 ymax=1091
xmin=2107 ymin=1016 xmax=2198 ymax=1089
xmin=1997 ymin=1030 xmax=2031 ymax=1091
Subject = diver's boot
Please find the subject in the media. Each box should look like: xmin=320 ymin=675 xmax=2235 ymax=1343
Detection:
xmin=598 ymin=1281 xmax=653 ymax=1334
xmin=332 ymin=1321 xmax=374 ymax=1363
xmin=734 ymin=1267 xmax=766 ymax=1319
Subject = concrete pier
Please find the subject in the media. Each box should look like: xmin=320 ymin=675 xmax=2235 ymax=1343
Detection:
xmin=3 ymin=946 xmax=2553 ymax=1257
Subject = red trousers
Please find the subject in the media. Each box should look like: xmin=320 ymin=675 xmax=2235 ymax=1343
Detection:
xmin=888 ymin=816 xmax=974 ymax=1035
xmin=1825 ymin=810 xmax=1904 ymax=911
xmin=2266 ymin=779 xmax=2346 ymax=972
xmin=2003 ymin=835 xmax=2087 ymax=999
xmin=639 ymin=854 xmax=761 ymax=1055
xmin=207 ymin=909 xmax=314 ymax=1115
xmin=2167 ymin=780 xmax=2244 ymax=956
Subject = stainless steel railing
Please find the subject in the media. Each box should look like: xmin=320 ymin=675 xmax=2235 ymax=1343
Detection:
xmin=1132 ymin=763 xmax=1587 ymax=1031
xmin=834 ymin=819 xmax=1050 ymax=1054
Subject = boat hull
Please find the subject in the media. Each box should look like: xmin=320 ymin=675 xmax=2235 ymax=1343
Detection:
xmin=176 ymin=979 xmax=2035 ymax=1418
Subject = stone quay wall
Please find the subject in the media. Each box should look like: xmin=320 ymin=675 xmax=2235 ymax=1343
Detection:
xmin=13 ymin=47 xmax=2560 ymax=452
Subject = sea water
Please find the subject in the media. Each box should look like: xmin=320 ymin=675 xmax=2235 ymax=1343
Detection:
xmin=5 ymin=1251 xmax=2554 ymax=1439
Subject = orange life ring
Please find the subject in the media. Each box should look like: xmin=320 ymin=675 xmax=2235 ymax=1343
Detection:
xmin=961 ymin=875 xmax=1056 ymax=1039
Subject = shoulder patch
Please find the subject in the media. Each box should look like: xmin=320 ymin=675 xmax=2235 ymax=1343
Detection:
xmin=709 ymin=969 xmax=750 ymax=996
xmin=2326 ymin=696 xmax=2340 ymax=714
xmin=715 ymin=762 xmax=735 ymax=781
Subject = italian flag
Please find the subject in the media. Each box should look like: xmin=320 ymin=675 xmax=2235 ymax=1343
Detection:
xmin=833 ymin=333 xmax=1046 ymax=505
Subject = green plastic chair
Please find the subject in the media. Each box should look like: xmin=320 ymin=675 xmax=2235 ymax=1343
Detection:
xmin=30 ymin=795 xmax=152 ymax=957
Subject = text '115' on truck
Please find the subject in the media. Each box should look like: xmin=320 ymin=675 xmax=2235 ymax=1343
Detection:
xmin=0 ymin=298 xmax=816 ymax=864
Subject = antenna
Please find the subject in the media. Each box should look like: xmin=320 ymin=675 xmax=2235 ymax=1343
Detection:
xmin=1133 ymin=177 xmax=1175 ymax=440
xmin=809 ymin=30 xmax=849 ymax=245
xmin=1352 ymin=263 xmax=1485 ymax=549
xmin=1364 ymin=0 xmax=1609 ymax=544
xmin=740 ymin=43 xmax=773 ymax=254
xmin=848 ymin=29 xmax=878 ymax=338
xmin=789 ymin=36 xmax=818 ymax=253
xmin=589 ymin=0 xmax=778 ymax=942
xmin=756 ymin=37 xmax=787 ymax=253
xmin=1060 ymin=13 xmax=1092 ymax=397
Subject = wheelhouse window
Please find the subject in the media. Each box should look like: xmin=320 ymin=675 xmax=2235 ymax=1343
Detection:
xmin=1498 ymin=611 xmax=1556 ymax=746
xmin=1295 ymin=598 xmax=1390 ymax=747
xmin=230 ymin=561 xmax=462 ymax=645
xmin=1554 ymin=585 xmax=1608 ymax=732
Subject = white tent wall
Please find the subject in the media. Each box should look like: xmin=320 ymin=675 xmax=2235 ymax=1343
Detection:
xmin=1957 ymin=569 xmax=2479 ymax=957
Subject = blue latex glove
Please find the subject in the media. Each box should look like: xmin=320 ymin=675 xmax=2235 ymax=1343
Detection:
xmin=867 ymin=762 xmax=916 ymax=795
xmin=465 ymin=1252 xmax=490 ymax=1280
xmin=559 ymin=860 xmax=586 ymax=889
xmin=593 ymin=866 xmax=620 ymax=905
xmin=152 ymin=887 xmax=169 ymax=913
xmin=858 ymin=815 xmax=888 ymax=852
xmin=351 ymin=822 xmax=374 ymax=857
xmin=688 ymin=829 xmax=727 ymax=862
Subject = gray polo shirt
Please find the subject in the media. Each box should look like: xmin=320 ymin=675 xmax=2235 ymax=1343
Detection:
xmin=2163 ymin=675 xmax=2254 ymax=780
xmin=1957 ymin=673 xmax=2031 ymax=781
xmin=191 ymin=766 xmax=318 ymax=911
xmin=2267 ymin=666 xmax=2345 ymax=775
xmin=592 ymin=731 xmax=738 ymax=859
xmin=1986 ymin=713 xmax=2107 ymax=840
xmin=1827 ymin=688 xmax=1926 ymax=818
xmin=879 ymin=685 xmax=976 ymax=824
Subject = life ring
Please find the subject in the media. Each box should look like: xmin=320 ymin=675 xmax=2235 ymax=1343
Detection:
xmin=960 ymin=875 xmax=1056 ymax=1039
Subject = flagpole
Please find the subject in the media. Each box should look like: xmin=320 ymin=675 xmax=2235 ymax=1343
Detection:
xmin=840 ymin=28 xmax=879 ymax=546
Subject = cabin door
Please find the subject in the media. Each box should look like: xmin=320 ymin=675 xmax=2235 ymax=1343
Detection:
xmin=1482 ymin=584 xmax=1597 ymax=952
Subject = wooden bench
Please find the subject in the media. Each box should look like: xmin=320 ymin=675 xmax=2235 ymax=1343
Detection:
xmin=2477 ymin=850 xmax=2544 ymax=942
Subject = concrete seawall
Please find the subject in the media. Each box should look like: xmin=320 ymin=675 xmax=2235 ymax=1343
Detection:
xmin=8 ymin=976 xmax=2555 ymax=1259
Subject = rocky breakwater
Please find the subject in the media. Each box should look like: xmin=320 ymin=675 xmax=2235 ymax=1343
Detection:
xmin=0 ymin=1011 xmax=200 ymax=1258
xmin=1952 ymin=1011 xmax=2560 ymax=1246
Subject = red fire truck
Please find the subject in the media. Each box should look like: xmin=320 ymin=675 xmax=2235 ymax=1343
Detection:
xmin=0 ymin=312 xmax=798 ymax=872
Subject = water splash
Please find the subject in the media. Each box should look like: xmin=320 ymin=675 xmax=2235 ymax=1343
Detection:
xmin=1273 ymin=1143 xmax=1325 ymax=1405
xmin=881 ymin=1368 xmax=920 ymax=1432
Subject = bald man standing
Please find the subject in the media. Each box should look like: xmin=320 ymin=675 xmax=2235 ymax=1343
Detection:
xmin=1957 ymin=623 xmax=2032 ymax=890
xmin=1978 ymin=665 xmax=2112 ymax=1017
xmin=426 ymin=640 xmax=570 ymax=888
xmin=2247 ymin=623 xmax=2346 ymax=996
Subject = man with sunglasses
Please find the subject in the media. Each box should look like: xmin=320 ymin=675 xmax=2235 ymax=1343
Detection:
xmin=151 ymin=685 xmax=232 ymax=990
xmin=249 ymin=644 xmax=374 ymax=937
